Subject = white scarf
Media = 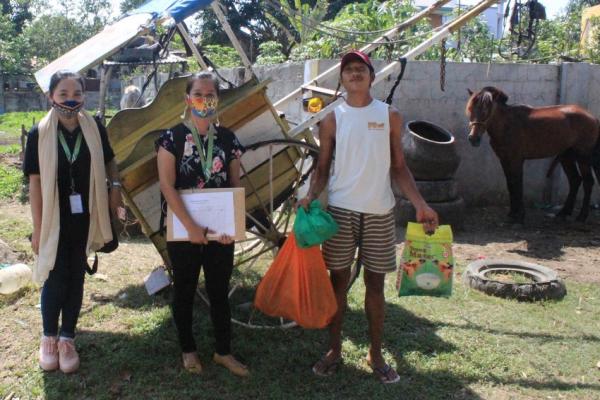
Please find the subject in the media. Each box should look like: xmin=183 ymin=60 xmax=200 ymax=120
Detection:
xmin=35 ymin=108 xmax=113 ymax=283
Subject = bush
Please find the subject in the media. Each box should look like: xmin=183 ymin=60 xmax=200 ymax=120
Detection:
xmin=255 ymin=41 xmax=286 ymax=65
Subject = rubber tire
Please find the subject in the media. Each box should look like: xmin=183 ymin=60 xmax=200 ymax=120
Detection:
xmin=463 ymin=259 xmax=567 ymax=301
xmin=395 ymin=197 xmax=465 ymax=230
xmin=393 ymin=179 xmax=458 ymax=203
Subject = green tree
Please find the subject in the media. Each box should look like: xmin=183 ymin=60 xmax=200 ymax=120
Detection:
xmin=0 ymin=13 xmax=31 ymax=74
xmin=195 ymin=0 xmax=291 ymax=62
xmin=265 ymin=0 xmax=329 ymax=46
xmin=201 ymin=44 xmax=242 ymax=68
xmin=54 ymin=0 xmax=112 ymax=34
xmin=527 ymin=0 xmax=600 ymax=62
xmin=255 ymin=41 xmax=287 ymax=65
xmin=445 ymin=13 xmax=496 ymax=63
xmin=20 ymin=14 xmax=94 ymax=66
xmin=119 ymin=0 xmax=146 ymax=14
xmin=1 ymin=0 xmax=34 ymax=33
xmin=1 ymin=0 xmax=114 ymax=72
xmin=289 ymin=0 xmax=419 ymax=61
xmin=0 ymin=0 xmax=36 ymax=73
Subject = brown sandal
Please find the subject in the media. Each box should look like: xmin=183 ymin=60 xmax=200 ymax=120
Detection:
xmin=182 ymin=352 xmax=203 ymax=374
xmin=312 ymin=355 xmax=342 ymax=377
xmin=213 ymin=353 xmax=250 ymax=377
xmin=367 ymin=361 xmax=400 ymax=384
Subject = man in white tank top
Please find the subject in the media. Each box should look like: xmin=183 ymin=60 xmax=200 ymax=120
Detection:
xmin=299 ymin=50 xmax=438 ymax=384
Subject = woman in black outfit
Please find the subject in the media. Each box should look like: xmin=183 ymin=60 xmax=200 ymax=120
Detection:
xmin=156 ymin=72 xmax=248 ymax=377
xmin=24 ymin=70 xmax=122 ymax=374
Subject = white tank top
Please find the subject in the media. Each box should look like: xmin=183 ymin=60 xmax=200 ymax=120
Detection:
xmin=328 ymin=99 xmax=396 ymax=214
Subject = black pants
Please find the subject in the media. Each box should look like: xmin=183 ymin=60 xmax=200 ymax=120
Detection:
xmin=167 ymin=241 xmax=234 ymax=355
xmin=41 ymin=223 xmax=88 ymax=338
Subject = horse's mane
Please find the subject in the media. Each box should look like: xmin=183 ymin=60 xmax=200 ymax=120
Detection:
xmin=465 ymin=87 xmax=509 ymax=115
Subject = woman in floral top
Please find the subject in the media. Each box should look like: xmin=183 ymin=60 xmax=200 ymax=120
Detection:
xmin=156 ymin=72 xmax=248 ymax=377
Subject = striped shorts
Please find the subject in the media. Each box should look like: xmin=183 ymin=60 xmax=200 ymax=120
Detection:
xmin=322 ymin=205 xmax=397 ymax=274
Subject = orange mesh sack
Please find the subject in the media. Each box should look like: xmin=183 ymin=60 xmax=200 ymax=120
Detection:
xmin=254 ymin=233 xmax=337 ymax=329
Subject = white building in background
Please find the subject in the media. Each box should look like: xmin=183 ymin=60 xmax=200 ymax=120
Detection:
xmin=413 ymin=0 xmax=506 ymax=38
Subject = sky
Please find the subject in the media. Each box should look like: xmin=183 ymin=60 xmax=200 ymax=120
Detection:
xmin=108 ymin=0 xmax=572 ymax=19
xmin=537 ymin=0 xmax=571 ymax=18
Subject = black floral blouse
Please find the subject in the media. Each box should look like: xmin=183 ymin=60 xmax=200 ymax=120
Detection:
xmin=155 ymin=123 xmax=245 ymax=190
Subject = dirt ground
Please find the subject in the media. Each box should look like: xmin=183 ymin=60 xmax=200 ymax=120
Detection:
xmin=2 ymin=142 xmax=600 ymax=284
xmin=451 ymin=205 xmax=600 ymax=284
xmin=2 ymin=199 xmax=600 ymax=283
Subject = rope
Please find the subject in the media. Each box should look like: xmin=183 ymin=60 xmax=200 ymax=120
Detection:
xmin=385 ymin=57 xmax=407 ymax=105
xmin=440 ymin=38 xmax=447 ymax=91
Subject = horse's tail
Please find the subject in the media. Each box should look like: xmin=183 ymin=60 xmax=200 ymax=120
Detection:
xmin=592 ymin=124 xmax=600 ymax=183
xmin=546 ymin=155 xmax=560 ymax=178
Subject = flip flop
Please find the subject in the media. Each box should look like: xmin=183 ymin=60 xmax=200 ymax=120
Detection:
xmin=312 ymin=355 xmax=342 ymax=377
xmin=368 ymin=361 xmax=400 ymax=384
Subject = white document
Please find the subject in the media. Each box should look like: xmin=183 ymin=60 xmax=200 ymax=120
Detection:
xmin=144 ymin=267 xmax=171 ymax=296
xmin=172 ymin=191 xmax=235 ymax=239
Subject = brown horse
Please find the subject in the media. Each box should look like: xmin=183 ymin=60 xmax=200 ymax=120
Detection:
xmin=465 ymin=86 xmax=600 ymax=223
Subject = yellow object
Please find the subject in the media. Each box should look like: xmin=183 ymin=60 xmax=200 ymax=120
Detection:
xmin=581 ymin=5 xmax=600 ymax=54
xmin=307 ymin=97 xmax=323 ymax=113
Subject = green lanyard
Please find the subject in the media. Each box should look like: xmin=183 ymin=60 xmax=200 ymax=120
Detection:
xmin=58 ymin=130 xmax=82 ymax=193
xmin=190 ymin=124 xmax=215 ymax=180
xmin=58 ymin=131 xmax=82 ymax=164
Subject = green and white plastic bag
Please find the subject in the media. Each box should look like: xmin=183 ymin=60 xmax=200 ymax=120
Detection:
xmin=396 ymin=222 xmax=454 ymax=297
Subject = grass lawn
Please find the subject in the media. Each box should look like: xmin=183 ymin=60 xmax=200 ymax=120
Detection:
xmin=0 ymin=164 xmax=23 ymax=200
xmin=0 ymin=202 xmax=599 ymax=400
xmin=0 ymin=110 xmax=119 ymax=143
xmin=0 ymin=111 xmax=46 ymax=140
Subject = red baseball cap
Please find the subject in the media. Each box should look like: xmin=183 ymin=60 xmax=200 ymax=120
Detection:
xmin=340 ymin=50 xmax=374 ymax=73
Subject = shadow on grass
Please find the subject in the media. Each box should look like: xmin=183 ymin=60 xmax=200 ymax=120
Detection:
xmin=111 ymin=284 xmax=171 ymax=310
xmin=40 ymin=295 xmax=480 ymax=400
xmin=41 ymin=287 xmax=600 ymax=400
xmin=435 ymin=319 xmax=600 ymax=343
xmin=411 ymin=206 xmax=600 ymax=261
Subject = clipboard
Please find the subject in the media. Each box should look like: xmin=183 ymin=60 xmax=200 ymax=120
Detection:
xmin=166 ymin=187 xmax=246 ymax=241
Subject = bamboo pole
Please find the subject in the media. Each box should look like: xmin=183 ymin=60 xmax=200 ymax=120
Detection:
xmin=176 ymin=23 xmax=210 ymax=70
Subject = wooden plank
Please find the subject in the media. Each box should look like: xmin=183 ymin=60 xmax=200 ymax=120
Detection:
xmin=303 ymin=84 xmax=339 ymax=97
xmin=221 ymin=92 xmax=270 ymax=131
xmin=108 ymin=78 xmax=271 ymax=163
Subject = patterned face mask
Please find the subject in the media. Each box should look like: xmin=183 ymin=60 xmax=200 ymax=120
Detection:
xmin=53 ymin=100 xmax=83 ymax=118
xmin=189 ymin=95 xmax=218 ymax=119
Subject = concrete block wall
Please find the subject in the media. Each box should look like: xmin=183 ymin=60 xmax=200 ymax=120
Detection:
xmin=3 ymin=61 xmax=600 ymax=208
xmin=229 ymin=60 xmax=600 ymax=208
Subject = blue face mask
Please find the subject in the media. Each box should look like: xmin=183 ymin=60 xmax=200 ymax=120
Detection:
xmin=53 ymin=100 xmax=83 ymax=118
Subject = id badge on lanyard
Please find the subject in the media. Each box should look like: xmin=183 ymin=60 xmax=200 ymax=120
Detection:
xmin=69 ymin=192 xmax=83 ymax=214
xmin=59 ymin=131 xmax=84 ymax=215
